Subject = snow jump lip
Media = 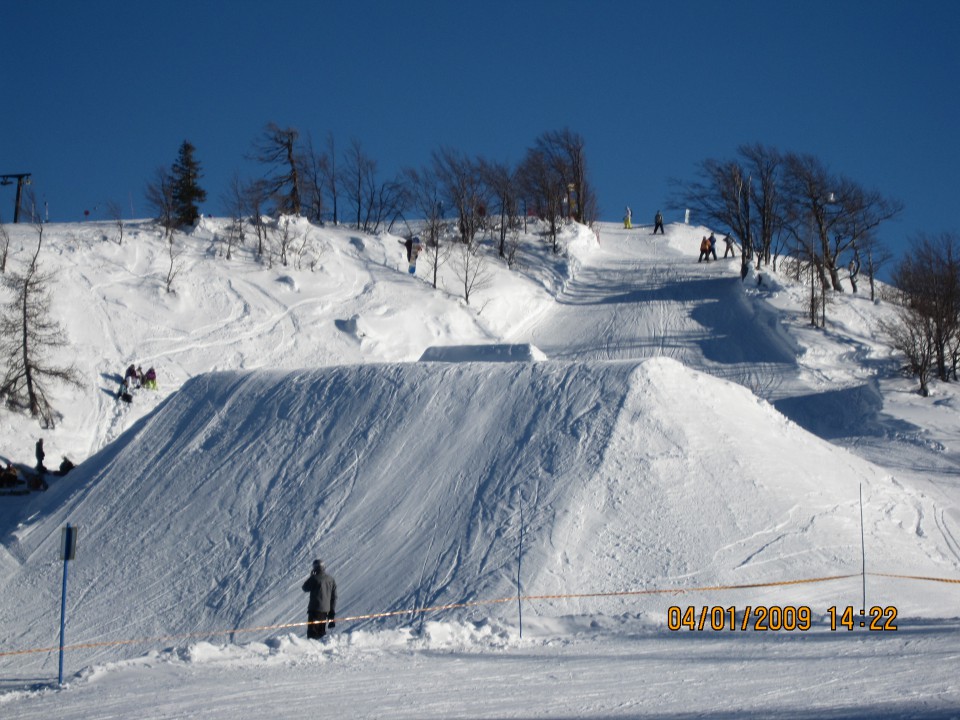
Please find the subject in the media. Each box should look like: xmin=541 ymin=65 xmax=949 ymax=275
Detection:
xmin=418 ymin=344 xmax=548 ymax=362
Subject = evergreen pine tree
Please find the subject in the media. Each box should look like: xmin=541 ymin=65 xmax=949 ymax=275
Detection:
xmin=171 ymin=140 xmax=207 ymax=226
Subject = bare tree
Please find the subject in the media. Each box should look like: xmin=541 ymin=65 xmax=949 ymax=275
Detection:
xmin=300 ymin=133 xmax=328 ymax=223
xmin=880 ymin=301 xmax=935 ymax=396
xmin=244 ymin=178 xmax=271 ymax=258
xmin=452 ymin=240 xmax=492 ymax=305
xmin=534 ymin=128 xmax=596 ymax=225
xmin=220 ymin=173 xmax=248 ymax=261
xmin=517 ymin=147 xmax=566 ymax=253
xmin=891 ymin=233 xmax=960 ymax=382
xmin=781 ymin=153 xmax=902 ymax=292
xmin=250 ymin=122 xmax=302 ymax=215
xmin=324 ymin=132 xmax=340 ymax=225
xmin=144 ymin=165 xmax=177 ymax=240
xmin=0 ymin=215 xmax=10 ymax=273
xmin=433 ymin=147 xmax=487 ymax=247
xmin=292 ymin=229 xmax=316 ymax=271
xmin=276 ymin=216 xmax=295 ymax=266
xmin=0 ymin=224 xmax=82 ymax=427
xmin=403 ymin=165 xmax=449 ymax=289
xmin=863 ymin=241 xmax=892 ymax=302
xmin=504 ymin=225 xmax=522 ymax=270
xmin=165 ymin=236 xmax=185 ymax=293
xmin=740 ymin=143 xmax=784 ymax=268
xmin=106 ymin=200 xmax=125 ymax=245
xmin=376 ymin=178 xmax=409 ymax=234
xmin=340 ymin=138 xmax=376 ymax=231
xmin=479 ymin=158 xmax=519 ymax=259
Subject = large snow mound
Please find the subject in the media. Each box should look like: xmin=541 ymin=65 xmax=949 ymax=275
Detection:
xmin=0 ymin=357 xmax=942 ymax=672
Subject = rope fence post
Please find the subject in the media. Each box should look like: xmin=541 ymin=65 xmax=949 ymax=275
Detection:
xmin=860 ymin=483 xmax=867 ymax=614
xmin=517 ymin=500 xmax=524 ymax=639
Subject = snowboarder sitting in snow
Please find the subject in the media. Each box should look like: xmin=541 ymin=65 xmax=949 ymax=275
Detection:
xmin=124 ymin=364 xmax=140 ymax=388
xmin=142 ymin=367 xmax=158 ymax=390
xmin=698 ymin=237 xmax=711 ymax=263
xmin=0 ymin=463 xmax=21 ymax=489
xmin=302 ymin=559 xmax=337 ymax=640
xmin=117 ymin=373 xmax=135 ymax=402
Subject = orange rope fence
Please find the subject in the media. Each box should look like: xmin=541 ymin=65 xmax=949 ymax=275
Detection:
xmin=0 ymin=570 xmax=955 ymax=659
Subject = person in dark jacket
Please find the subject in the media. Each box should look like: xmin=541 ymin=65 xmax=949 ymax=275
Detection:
xmin=653 ymin=210 xmax=664 ymax=234
xmin=302 ymin=559 xmax=337 ymax=639
xmin=35 ymin=438 xmax=46 ymax=474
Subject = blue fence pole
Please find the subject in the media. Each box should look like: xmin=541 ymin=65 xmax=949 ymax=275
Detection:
xmin=58 ymin=523 xmax=72 ymax=687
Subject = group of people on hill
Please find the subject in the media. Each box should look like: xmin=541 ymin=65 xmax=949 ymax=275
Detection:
xmin=118 ymin=364 xmax=158 ymax=402
xmin=698 ymin=233 xmax=737 ymax=263
xmin=624 ymin=208 xmax=665 ymax=235
xmin=1 ymin=438 xmax=75 ymax=492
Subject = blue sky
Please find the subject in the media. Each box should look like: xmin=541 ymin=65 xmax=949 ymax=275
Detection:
xmin=2 ymin=0 xmax=956 ymax=267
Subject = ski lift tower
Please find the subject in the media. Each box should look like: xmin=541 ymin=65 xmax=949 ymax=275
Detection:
xmin=0 ymin=173 xmax=32 ymax=223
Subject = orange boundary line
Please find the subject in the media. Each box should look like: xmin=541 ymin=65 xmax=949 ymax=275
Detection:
xmin=0 ymin=571 xmax=954 ymax=659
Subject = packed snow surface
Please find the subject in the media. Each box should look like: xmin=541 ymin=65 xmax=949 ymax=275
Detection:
xmin=1 ymin=218 xmax=959 ymax=718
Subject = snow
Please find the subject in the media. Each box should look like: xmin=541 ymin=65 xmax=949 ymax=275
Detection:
xmin=1 ymin=217 xmax=960 ymax=718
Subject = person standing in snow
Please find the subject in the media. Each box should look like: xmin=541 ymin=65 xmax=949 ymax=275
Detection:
xmin=400 ymin=236 xmax=414 ymax=262
xmin=624 ymin=206 xmax=632 ymax=229
xmin=302 ymin=559 xmax=337 ymax=639
xmin=723 ymin=234 xmax=736 ymax=258
xmin=653 ymin=211 xmax=664 ymax=235
xmin=35 ymin=438 xmax=46 ymax=474
xmin=698 ymin=237 xmax=711 ymax=263
xmin=708 ymin=232 xmax=718 ymax=261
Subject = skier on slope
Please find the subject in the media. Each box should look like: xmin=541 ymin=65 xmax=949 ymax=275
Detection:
xmin=653 ymin=210 xmax=664 ymax=235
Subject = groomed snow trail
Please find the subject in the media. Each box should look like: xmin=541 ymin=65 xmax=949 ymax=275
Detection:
xmin=514 ymin=225 xmax=801 ymax=404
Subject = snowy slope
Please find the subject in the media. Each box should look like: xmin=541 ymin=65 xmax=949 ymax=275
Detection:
xmin=2 ymin=218 xmax=960 ymax=718
xmin=3 ymin=356 xmax=950 ymax=667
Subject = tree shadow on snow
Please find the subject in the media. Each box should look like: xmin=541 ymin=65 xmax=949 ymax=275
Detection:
xmin=773 ymin=382 xmax=922 ymax=442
